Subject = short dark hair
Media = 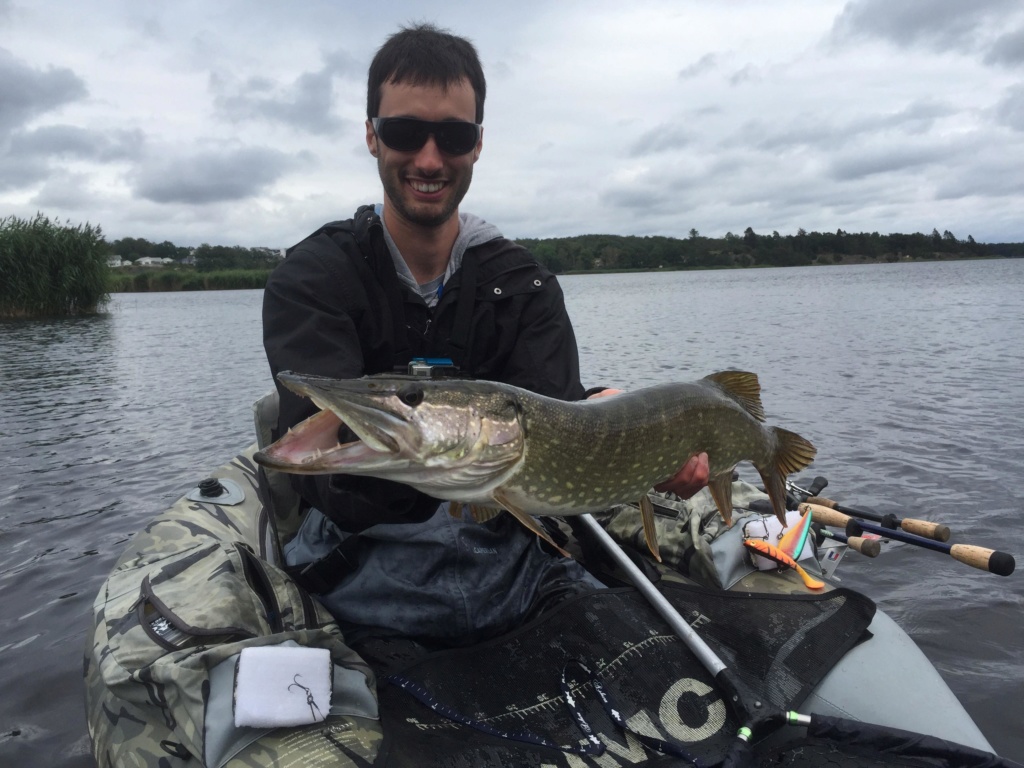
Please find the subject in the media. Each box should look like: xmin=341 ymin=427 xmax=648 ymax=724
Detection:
xmin=367 ymin=23 xmax=486 ymax=123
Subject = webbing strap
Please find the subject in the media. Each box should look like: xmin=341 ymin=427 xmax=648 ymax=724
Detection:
xmin=284 ymin=534 xmax=362 ymax=595
xmin=446 ymin=251 xmax=478 ymax=372
xmin=330 ymin=228 xmax=412 ymax=366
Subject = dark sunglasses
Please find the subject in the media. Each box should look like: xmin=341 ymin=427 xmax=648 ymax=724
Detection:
xmin=371 ymin=117 xmax=481 ymax=156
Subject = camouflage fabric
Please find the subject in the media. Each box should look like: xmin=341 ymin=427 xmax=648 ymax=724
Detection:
xmin=595 ymin=481 xmax=772 ymax=589
xmin=84 ymin=446 xmax=382 ymax=768
xmin=252 ymin=390 xmax=303 ymax=554
xmin=84 ymin=431 xmax=775 ymax=767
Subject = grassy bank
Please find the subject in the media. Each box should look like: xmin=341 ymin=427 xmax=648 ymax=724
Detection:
xmin=108 ymin=268 xmax=272 ymax=293
xmin=0 ymin=214 xmax=110 ymax=318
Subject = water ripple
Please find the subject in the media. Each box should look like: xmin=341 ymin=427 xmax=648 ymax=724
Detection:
xmin=2 ymin=265 xmax=1024 ymax=764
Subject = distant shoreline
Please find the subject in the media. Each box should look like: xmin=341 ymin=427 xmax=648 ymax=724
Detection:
xmin=107 ymin=252 xmax=1012 ymax=293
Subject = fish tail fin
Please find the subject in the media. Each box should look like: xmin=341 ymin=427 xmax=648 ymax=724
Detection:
xmin=758 ymin=427 xmax=817 ymax=526
xmin=705 ymin=371 xmax=766 ymax=422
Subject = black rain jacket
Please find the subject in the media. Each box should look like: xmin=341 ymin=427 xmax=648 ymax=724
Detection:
xmin=262 ymin=205 xmax=586 ymax=532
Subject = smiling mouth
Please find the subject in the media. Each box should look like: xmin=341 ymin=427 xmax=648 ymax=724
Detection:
xmin=409 ymin=179 xmax=445 ymax=194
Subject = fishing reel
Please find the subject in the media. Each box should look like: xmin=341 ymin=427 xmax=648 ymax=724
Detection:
xmin=405 ymin=357 xmax=459 ymax=378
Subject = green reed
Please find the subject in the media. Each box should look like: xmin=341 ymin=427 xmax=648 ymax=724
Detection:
xmin=0 ymin=213 xmax=110 ymax=318
xmin=108 ymin=269 xmax=273 ymax=293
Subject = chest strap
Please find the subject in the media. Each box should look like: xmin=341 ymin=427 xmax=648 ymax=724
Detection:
xmin=284 ymin=534 xmax=363 ymax=594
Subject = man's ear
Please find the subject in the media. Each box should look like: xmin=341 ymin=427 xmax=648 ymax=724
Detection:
xmin=365 ymin=120 xmax=378 ymax=157
xmin=472 ymin=126 xmax=483 ymax=162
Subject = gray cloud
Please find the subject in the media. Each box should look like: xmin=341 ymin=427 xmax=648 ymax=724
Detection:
xmin=828 ymin=144 xmax=945 ymax=181
xmin=995 ymin=83 xmax=1024 ymax=131
xmin=132 ymin=145 xmax=304 ymax=204
xmin=0 ymin=152 xmax=49 ymax=191
xmin=728 ymin=64 xmax=762 ymax=87
xmin=985 ymin=27 xmax=1024 ymax=66
xmin=599 ymin=186 xmax=671 ymax=213
xmin=0 ymin=47 xmax=87 ymax=134
xmin=31 ymin=171 xmax=94 ymax=209
xmin=628 ymin=124 xmax=692 ymax=157
xmin=678 ymin=53 xmax=718 ymax=80
xmin=830 ymin=0 xmax=1014 ymax=51
xmin=210 ymin=51 xmax=360 ymax=135
xmin=9 ymin=125 xmax=144 ymax=161
xmin=935 ymin=158 xmax=1024 ymax=199
xmin=737 ymin=99 xmax=957 ymax=154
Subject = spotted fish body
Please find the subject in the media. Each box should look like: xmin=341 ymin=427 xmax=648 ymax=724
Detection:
xmin=254 ymin=371 xmax=816 ymax=554
xmin=499 ymin=376 xmax=811 ymax=520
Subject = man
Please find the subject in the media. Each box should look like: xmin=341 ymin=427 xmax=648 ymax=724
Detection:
xmin=263 ymin=24 xmax=707 ymax=650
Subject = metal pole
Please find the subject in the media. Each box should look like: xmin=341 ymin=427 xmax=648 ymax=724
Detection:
xmin=578 ymin=513 xmax=727 ymax=677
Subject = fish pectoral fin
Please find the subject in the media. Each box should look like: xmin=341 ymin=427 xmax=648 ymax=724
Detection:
xmin=492 ymin=490 xmax=570 ymax=558
xmin=448 ymin=501 xmax=464 ymax=519
xmin=639 ymin=495 xmax=662 ymax=562
xmin=707 ymin=473 xmax=735 ymax=527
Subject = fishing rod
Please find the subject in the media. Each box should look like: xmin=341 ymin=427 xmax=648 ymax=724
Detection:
xmin=801 ymin=503 xmax=1015 ymax=576
xmin=807 ymin=495 xmax=951 ymax=542
xmin=788 ymin=477 xmax=951 ymax=541
xmin=577 ymin=513 xmax=1021 ymax=767
xmin=816 ymin=526 xmax=881 ymax=558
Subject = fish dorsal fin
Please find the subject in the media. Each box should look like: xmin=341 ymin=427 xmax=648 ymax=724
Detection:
xmin=492 ymin=489 xmax=569 ymax=558
xmin=704 ymin=371 xmax=765 ymax=422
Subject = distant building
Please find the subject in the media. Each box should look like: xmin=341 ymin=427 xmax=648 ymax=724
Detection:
xmin=107 ymin=257 xmax=129 ymax=267
xmin=135 ymin=257 xmax=164 ymax=267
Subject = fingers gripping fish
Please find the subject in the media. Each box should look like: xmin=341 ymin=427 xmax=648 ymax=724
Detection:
xmin=254 ymin=371 xmax=816 ymax=561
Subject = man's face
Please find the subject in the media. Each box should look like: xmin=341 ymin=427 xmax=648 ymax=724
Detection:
xmin=366 ymin=77 xmax=482 ymax=230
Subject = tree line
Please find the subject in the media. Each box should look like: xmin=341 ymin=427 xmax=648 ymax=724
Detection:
xmin=516 ymin=227 xmax=1021 ymax=273
xmin=110 ymin=227 xmax=1023 ymax=277
xmin=109 ymin=238 xmax=281 ymax=272
xmin=6 ymin=213 xmax=1021 ymax=317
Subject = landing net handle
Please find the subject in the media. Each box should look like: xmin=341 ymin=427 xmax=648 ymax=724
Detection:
xmin=577 ymin=513 xmax=1022 ymax=768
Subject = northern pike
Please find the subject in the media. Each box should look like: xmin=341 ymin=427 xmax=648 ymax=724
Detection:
xmin=254 ymin=370 xmax=816 ymax=560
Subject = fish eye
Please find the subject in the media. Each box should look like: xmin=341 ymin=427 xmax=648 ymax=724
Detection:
xmin=398 ymin=385 xmax=424 ymax=407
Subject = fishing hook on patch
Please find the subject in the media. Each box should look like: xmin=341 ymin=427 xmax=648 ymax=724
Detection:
xmin=288 ymin=673 xmax=325 ymax=721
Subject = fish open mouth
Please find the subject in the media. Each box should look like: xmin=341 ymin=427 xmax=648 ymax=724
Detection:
xmin=253 ymin=406 xmax=402 ymax=474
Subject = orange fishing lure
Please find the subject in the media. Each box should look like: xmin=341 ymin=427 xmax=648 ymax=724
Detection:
xmin=744 ymin=538 xmax=824 ymax=590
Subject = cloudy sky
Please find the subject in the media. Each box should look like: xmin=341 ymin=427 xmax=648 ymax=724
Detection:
xmin=3 ymin=0 xmax=1024 ymax=248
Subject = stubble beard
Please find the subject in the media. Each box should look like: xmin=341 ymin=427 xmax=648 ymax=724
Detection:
xmin=379 ymin=156 xmax=473 ymax=229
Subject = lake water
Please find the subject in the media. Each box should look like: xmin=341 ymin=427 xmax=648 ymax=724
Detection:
xmin=1 ymin=259 xmax=1022 ymax=765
